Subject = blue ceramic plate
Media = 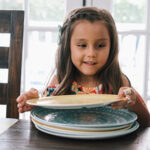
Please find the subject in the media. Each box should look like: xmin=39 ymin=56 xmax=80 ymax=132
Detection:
xmin=32 ymin=117 xmax=133 ymax=133
xmin=31 ymin=106 xmax=137 ymax=128
xmin=34 ymin=121 xmax=139 ymax=139
xmin=31 ymin=116 xmax=133 ymax=131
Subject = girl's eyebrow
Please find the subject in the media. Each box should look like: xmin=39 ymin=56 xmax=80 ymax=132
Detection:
xmin=74 ymin=38 xmax=109 ymax=41
xmin=97 ymin=38 xmax=109 ymax=41
xmin=74 ymin=39 xmax=86 ymax=41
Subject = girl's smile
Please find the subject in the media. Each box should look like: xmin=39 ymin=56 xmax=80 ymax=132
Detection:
xmin=83 ymin=61 xmax=97 ymax=66
xmin=70 ymin=20 xmax=110 ymax=82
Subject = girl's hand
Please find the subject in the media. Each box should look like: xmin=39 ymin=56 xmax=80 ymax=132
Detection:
xmin=16 ymin=88 xmax=39 ymax=113
xmin=111 ymin=87 xmax=137 ymax=109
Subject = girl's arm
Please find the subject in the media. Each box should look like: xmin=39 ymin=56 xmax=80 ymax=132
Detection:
xmin=128 ymin=90 xmax=150 ymax=126
xmin=17 ymin=76 xmax=59 ymax=113
xmin=43 ymin=75 xmax=59 ymax=97
xmin=123 ymin=75 xmax=150 ymax=126
xmin=112 ymin=75 xmax=150 ymax=126
xmin=16 ymin=88 xmax=39 ymax=113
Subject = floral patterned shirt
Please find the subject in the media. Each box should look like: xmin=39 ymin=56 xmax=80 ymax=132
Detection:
xmin=43 ymin=81 xmax=148 ymax=111
xmin=44 ymin=81 xmax=110 ymax=96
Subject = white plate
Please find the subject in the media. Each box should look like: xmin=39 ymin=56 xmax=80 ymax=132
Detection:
xmin=27 ymin=94 xmax=123 ymax=109
xmin=31 ymin=106 xmax=137 ymax=129
xmin=34 ymin=121 xmax=139 ymax=139
xmin=31 ymin=117 xmax=133 ymax=132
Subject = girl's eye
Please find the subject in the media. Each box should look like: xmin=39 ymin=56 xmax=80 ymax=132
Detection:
xmin=77 ymin=44 xmax=86 ymax=47
xmin=97 ymin=44 xmax=105 ymax=48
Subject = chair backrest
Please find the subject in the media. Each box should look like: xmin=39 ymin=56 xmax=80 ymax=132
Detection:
xmin=0 ymin=10 xmax=24 ymax=118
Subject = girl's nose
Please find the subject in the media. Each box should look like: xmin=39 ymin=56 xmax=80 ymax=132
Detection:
xmin=86 ymin=47 xmax=96 ymax=57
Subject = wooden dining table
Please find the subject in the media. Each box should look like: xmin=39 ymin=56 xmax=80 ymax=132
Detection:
xmin=0 ymin=119 xmax=150 ymax=150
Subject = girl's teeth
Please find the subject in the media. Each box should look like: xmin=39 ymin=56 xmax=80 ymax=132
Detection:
xmin=86 ymin=62 xmax=95 ymax=65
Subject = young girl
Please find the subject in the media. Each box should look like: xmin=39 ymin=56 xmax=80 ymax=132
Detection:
xmin=17 ymin=7 xmax=150 ymax=126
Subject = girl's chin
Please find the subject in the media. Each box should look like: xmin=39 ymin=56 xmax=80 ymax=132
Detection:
xmin=76 ymin=69 xmax=99 ymax=77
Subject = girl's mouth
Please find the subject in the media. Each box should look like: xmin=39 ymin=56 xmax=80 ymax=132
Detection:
xmin=83 ymin=62 xmax=97 ymax=66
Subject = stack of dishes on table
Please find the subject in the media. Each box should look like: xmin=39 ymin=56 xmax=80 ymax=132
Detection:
xmin=27 ymin=94 xmax=139 ymax=139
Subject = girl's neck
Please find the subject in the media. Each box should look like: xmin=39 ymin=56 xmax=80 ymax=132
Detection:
xmin=76 ymin=76 xmax=100 ymax=88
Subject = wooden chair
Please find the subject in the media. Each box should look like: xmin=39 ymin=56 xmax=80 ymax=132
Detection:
xmin=0 ymin=10 xmax=24 ymax=118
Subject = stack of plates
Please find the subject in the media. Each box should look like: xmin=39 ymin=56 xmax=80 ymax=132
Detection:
xmin=28 ymin=95 xmax=139 ymax=139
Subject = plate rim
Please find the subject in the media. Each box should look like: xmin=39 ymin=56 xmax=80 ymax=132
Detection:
xmin=31 ymin=106 xmax=137 ymax=128
xmin=34 ymin=121 xmax=139 ymax=139
xmin=27 ymin=94 xmax=123 ymax=109
xmin=31 ymin=116 xmax=134 ymax=131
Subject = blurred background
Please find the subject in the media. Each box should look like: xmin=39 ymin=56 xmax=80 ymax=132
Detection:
xmin=0 ymin=0 xmax=150 ymax=118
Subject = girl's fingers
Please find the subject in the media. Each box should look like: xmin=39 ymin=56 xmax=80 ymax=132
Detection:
xmin=17 ymin=88 xmax=39 ymax=103
xmin=111 ymin=99 xmax=128 ymax=109
xmin=112 ymin=105 xmax=124 ymax=109
xmin=18 ymin=107 xmax=25 ymax=113
xmin=16 ymin=88 xmax=39 ymax=113
xmin=27 ymin=88 xmax=39 ymax=98
xmin=19 ymin=105 xmax=33 ymax=113
xmin=22 ymin=106 xmax=30 ymax=112
xmin=117 ymin=87 xmax=132 ymax=98
xmin=17 ymin=94 xmax=28 ymax=106
xmin=113 ymin=87 xmax=137 ymax=109
xmin=125 ymin=95 xmax=136 ymax=108
xmin=123 ymin=88 xmax=132 ymax=95
xmin=16 ymin=94 xmax=25 ymax=103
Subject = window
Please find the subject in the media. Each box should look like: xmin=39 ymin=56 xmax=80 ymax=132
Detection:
xmin=0 ymin=0 xmax=23 ymax=10
xmin=0 ymin=0 xmax=83 ymax=119
xmin=23 ymin=0 xmax=66 ymax=94
xmin=23 ymin=0 xmax=82 ymax=94
xmin=0 ymin=0 xmax=150 ymax=119
xmin=92 ymin=0 xmax=150 ymax=102
xmin=113 ymin=0 xmax=150 ymax=101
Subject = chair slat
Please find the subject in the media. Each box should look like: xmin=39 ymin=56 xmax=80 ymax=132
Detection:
xmin=7 ymin=11 xmax=24 ymax=98
xmin=6 ymin=11 xmax=24 ymax=118
xmin=0 ymin=47 xmax=9 ymax=68
xmin=0 ymin=11 xmax=11 ymax=33
xmin=0 ymin=10 xmax=24 ymax=118
xmin=0 ymin=83 xmax=7 ymax=104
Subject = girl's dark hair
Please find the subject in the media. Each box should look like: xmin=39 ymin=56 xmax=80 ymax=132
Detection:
xmin=54 ymin=7 xmax=123 ymax=95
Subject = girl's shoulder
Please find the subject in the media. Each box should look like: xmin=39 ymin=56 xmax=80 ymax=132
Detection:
xmin=43 ymin=75 xmax=59 ymax=96
xmin=50 ymin=75 xmax=58 ymax=85
xmin=43 ymin=84 xmax=58 ymax=96
xmin=122 ymin=74 xmax=131 ymax=87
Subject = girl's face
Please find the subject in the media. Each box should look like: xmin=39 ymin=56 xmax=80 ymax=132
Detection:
xmin=70 ymin=20 xmax=110 ymax=79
